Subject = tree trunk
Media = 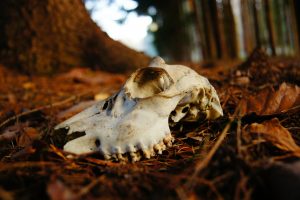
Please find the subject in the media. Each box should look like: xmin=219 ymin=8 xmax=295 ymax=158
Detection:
xmin=295 ymin=0 xmax=300 ymax=53
xmin=0 ymin=0 xmax=150 ymax=74
xmin=209 ymin=0 xmax=227 ymax=59
xmin=290 ymin=0 xmax=300 ymax=54
xmin=201 ymin=0 xmax=217 ymax=60
xmin=193 ymin=0 xmax=208 ymax=59
xmin=223 ymin=0 xmax=238 ymax=58
xmin=264 ymin=0 xmax=276 ymax=56
xmin=241 ymin=0 xmax=256 ymax=56
xmin=252 ymin=0 xmax=261 ymax=47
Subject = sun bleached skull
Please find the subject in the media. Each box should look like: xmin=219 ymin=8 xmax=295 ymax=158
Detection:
xmin=55 ymin=57 xmax=223 ymax=161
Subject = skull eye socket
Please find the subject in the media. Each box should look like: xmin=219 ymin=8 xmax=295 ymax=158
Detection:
xmin=124 ymin=67 xmax=174 ymax=99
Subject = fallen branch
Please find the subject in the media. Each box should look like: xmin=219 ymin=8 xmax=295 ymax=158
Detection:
xmin=184 ymin=103 xmax=242 ymax=190
xmin=0 ymin=93 xmax=90 ymax=130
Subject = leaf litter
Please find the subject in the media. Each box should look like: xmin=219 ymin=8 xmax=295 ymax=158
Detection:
xmin=0 ymin=49 xmax=300 ymax=199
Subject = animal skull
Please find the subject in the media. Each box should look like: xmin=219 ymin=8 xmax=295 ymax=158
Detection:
xmin=55 ymin=57 xmax=223 ymax=161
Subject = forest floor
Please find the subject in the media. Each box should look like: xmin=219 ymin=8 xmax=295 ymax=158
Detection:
xmin=0 ymin=49 xmax=300 ymax=200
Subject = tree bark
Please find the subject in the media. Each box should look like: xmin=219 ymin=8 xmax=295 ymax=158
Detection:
xmin=252 ymin=0 xmax=261 ymax=47
xmin=241 ymin=0 xmax=256 ymax=55
xmin=209 ymin=0 xmax=227 ymax=59
xmin=223 ymin=0 xmax=238 ymax=58
xmin=264 ymin=0 xmax=276 ymax=56
xmin=0 ymin=0 xmax=150 ymax=74
xmin=290 ymin=0 xmax=300 ymax=54
xmin=201 ymin=0 xmax=217 ymax=60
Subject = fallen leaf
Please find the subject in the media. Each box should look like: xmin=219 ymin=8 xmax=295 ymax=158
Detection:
xmin=240 ymin=83 xmax=300 ymax=115
xmin=0 ymin=123 xmax=30 ymax=142
xmin=16 ymin=127 xmax=40 ymax=147
xmin=0 ymin=126 xmax=19 ymax=141
xmin=248 ymin=118 xmax=300 ymax=157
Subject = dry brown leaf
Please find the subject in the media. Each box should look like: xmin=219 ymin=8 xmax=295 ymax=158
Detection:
xmin=0 ymin=122 xmax=31 ymax=142
xmin=241 ymin=83 xmax=300 ymax=115
xmin=248 ymin=118 xmax=300 ymax=157
xmin=16 ymin=127 xmax=40 ymax=147
xmin=0 ymin=126 xmax=19 ymax=141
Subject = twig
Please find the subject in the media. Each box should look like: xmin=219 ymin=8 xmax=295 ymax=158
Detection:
xmin=0 ymin=93 xmax=88 ymax=130
xmin=185 ymin=103 xmax=242 ymax=189
xmin=188 ymin=120 xmax=232 ymax=187
xmin=236 ymin=116 xmax=242 ymax=156
xmin=76 ymin=176 xmax=105 ymax=197
xmin=0 ymin=161 xmax=55 ymax=171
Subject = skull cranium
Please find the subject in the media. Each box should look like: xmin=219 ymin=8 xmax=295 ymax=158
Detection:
xmin=55 ymin=57 xmax=223 ymax=161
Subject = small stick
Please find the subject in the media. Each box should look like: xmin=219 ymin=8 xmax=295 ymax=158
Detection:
xmin=0 ymin=93 xmax=89 ymax=130
xmin=185 ymin=103 xmax=242 ymax=189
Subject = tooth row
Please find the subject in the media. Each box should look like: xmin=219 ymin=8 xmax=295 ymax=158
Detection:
xmin=102 ymin=135 xmax=174 ymax=162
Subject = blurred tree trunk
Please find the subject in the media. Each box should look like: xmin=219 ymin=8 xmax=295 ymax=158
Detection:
xmin=295 ymin=0 xmax=300 ymax=52
xmin=192 ymin=0 xmax=207 ymax=59
xmin=290 ymin=0 xmax=299 ymax=54
xmin=241 ymin=0 xmax=256 ymax=55
xmin=210 ymin=0 xmax=227 ymax=59
xmin=264 ymin=0 xmax=276 ymax=55
xmin=252 ymin=0 xmax=261 ymax=47
xmin=0 ymin=0 xmax=150 ymax=74
xmin=223 ymin=0 xmax=238 ymax=58
xmin=201 ymin=0 xmax=217 ymax=60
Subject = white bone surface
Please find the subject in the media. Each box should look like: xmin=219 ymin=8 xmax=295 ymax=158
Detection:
xmin=55 ymin=57 xmax=223 ymax=161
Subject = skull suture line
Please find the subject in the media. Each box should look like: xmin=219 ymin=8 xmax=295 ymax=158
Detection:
xmin=55 ymin=57 xmax=223 ymax=161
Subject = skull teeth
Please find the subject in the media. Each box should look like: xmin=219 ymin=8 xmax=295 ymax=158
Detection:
xmin=104 ymin=154 xmax=111 ymax=160
xmin=130 ymin=152 xmax=142 ymax=162
xmin=163 ymin=135 xmax=174 ymax=147
xmin=117 ymin=153 xmax=127 ymax=161
xmin=143 ymin=149 xmax=151 ymax=159
xmin=154 ymin=141 xmax=167 ymax=154
xmin=103 ymin=135 xmax=174 ymax=162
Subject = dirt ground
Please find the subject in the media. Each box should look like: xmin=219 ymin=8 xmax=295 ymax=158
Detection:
xmin=0 ymin=50 xmax=300 ymax=200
